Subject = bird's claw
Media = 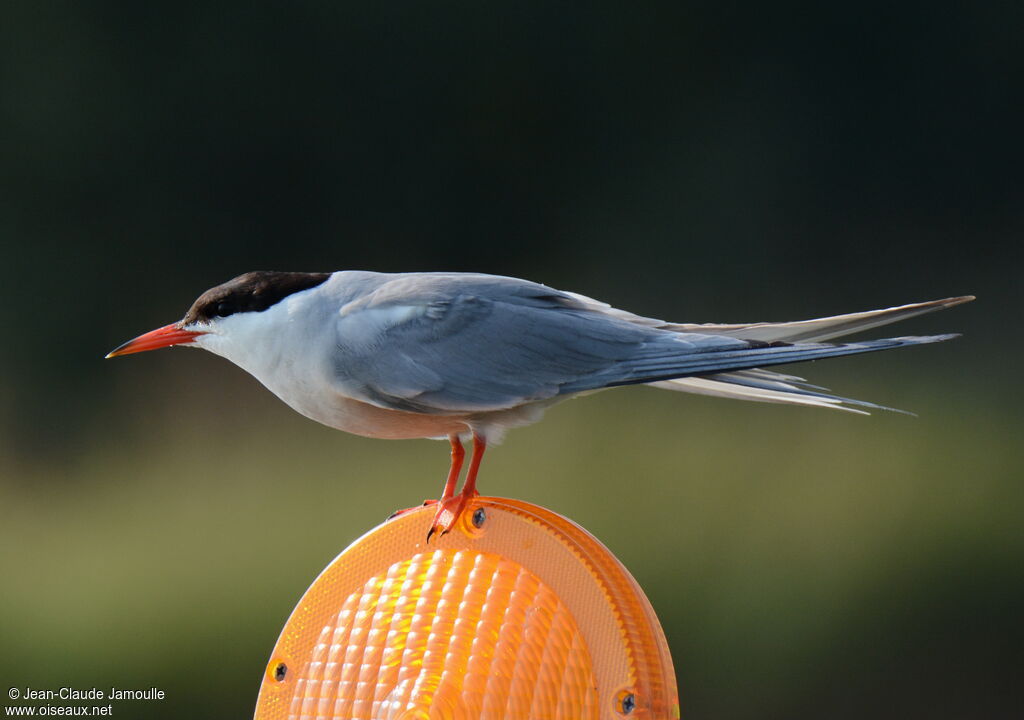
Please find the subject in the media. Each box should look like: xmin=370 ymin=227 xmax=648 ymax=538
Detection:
xmin=387 ymin=494 xmax=474 ymax=543
xmin=386 ymin=499 xmax=437 ymax=521
xmin=425 ymin=492 xmax=475 ymax=542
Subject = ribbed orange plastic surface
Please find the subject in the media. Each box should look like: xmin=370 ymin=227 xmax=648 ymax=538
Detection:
xmin=255 ymin=497 xmax=679 ymax=720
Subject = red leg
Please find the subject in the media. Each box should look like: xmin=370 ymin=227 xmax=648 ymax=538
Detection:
xmin=427 ymin=433 xmax=486 ymax=541
xmin=387 ymin=434 xmax=464 ymax=520
xmin=461 ymin=433 xmax=486 ymax=498
xmin=440 ymin=434 xmax=465 ymax=500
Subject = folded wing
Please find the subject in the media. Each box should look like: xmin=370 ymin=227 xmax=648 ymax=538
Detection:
xmin=332 ymin=274 xmax=969 ymax=416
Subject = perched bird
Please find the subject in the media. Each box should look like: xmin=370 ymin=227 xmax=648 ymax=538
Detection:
xmin=107 ymin=271 xmax=972 ymax=538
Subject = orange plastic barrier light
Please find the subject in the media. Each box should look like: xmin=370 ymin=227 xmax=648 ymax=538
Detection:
xmin=254 ymin=496 xmax=679 ymax=720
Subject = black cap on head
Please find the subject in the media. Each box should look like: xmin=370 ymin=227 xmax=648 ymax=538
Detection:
xmin=181 ymin=271 xmax=331 ymax=325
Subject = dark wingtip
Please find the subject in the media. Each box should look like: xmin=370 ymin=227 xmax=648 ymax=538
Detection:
xmin=943 ymin=295 xmax=975 ymax=307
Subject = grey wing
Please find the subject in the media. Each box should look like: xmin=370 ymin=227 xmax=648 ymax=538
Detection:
xmin=563 ymin=291 xmax=972 ymax=414
xmin=562 ymin=292 xmax=974 ymax=341
xmin=332 ymin=274 xmax=963 ymax=415
xmin=331 ymin=277 xmax=690 ymax=413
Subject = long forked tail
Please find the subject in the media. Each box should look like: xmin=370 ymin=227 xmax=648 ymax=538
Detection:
xmin=650 ymin=296 xmax=974 ymax=414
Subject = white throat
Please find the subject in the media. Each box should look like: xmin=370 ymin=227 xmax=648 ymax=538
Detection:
xmin=192 ymin=289 xmax=335 ymax=407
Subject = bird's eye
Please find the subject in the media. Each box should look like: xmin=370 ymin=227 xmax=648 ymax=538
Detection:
xmin=214 ymin=301 xmax=234 ymax=317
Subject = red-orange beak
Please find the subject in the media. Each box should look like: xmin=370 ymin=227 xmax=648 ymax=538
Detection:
xmin=105 ymin=323 xmax=206 ymax=358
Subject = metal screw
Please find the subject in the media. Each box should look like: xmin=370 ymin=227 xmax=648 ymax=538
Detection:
xmin=274 ymin=662 xmax=287 ymax=682
xmin=472 ymin=508 xmax=486 ymax=528
xmin=620 ymin=692 xmax=635 ymax=715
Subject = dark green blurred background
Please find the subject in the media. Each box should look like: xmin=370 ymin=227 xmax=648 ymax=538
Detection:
xmin=1 ymin=2 xmax=1020 ymax=718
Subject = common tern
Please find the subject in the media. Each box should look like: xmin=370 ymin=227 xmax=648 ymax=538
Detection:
xmin=107 ymin=271 xmax=972 ymax=538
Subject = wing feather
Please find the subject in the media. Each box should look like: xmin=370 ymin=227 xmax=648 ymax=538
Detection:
xmin=329 ymin=273 xmax=968 ymax=416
